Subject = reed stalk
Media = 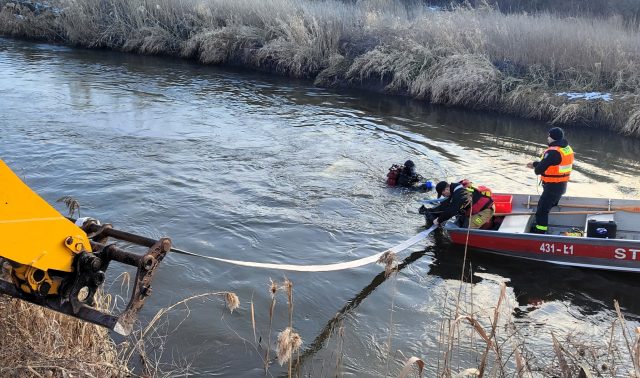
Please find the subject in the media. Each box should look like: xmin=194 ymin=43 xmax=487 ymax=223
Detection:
xmin=125 ymin=291 xmax=240 ymax=365
xmin=614 ymin=300 xmax=640 ymax=375
xmin=634 ymin=327 xmax=640 ymax=375
xmin=284 ymin=278 xmax=294 ymax=377
xmin=477 ymin=283 xmax=506 ymax=377
xmin=265 ymin=278 xmax=279 ymax=374
xmin=398 ymin=356 xmax=425 ymax=378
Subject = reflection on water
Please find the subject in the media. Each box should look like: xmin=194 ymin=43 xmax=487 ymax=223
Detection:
xmin=295 ymin=248 xmax=434 ymax=367
xmin=431 ymin=235 xmax=640 ymax=319
xmin=1 ymin=37 xmax=639 ymax=376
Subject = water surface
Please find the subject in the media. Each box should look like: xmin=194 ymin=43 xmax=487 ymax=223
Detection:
xmin=1 ymin=37 xmax=639 ymax=376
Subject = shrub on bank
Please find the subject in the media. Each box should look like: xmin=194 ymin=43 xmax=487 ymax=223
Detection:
xmin=1 ymin=0 xmax=639 ymax=137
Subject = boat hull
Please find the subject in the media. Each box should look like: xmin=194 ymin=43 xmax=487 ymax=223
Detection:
xmin=446 ymin=229 xmax=640 ymax=272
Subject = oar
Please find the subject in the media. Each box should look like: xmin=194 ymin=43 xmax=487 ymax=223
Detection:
xmin=524 ymin=202 xmax=640 ymax=213
xmin=495 ymin=210 xmax=616 ymax=217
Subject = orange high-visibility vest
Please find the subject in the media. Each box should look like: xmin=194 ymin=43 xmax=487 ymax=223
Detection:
xmin=541 ymin=145 xmax=574 ymax=183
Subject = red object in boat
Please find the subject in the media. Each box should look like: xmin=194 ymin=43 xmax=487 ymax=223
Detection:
xmin=493 ymin=194 xmax=513 ymax=213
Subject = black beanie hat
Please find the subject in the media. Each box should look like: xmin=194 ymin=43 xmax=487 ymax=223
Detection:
xmin=548 ymin=127 xmax=564 ymax=141
xmin=435 ymin=181 xmax=448 ymax=198
xmin=404 ymin=160 xmax=415 ymax=168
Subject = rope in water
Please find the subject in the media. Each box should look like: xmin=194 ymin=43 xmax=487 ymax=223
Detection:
xmin=169 ymin=225 xmax=437 ymax=272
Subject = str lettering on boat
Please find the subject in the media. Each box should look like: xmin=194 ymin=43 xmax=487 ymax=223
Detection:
xmin=614 ymin=248 xmax=640 ymax=260
xmin=539 ymin=243 xmax=574 ymax=255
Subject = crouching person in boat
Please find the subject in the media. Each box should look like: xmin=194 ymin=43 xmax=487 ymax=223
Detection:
xmin=420 ymin=180 xmax=495 ymax=229
xmin=387 ymin=160 xmax=433 ymax=191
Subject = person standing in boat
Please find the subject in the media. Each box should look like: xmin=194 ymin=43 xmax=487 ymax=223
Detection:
xmin=526 ymin=127 xmax=574 ymax=234
xmin=427 ymin=180 xmax=494 ymax=229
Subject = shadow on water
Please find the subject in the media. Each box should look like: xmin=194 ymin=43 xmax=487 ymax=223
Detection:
xmin=291 ymin=246 xmax=434 ymax=374
xmin=429 ymin=232 xmax=640 ymax=321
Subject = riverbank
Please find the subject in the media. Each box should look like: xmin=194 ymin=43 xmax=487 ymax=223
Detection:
xmin=1 ymin=0 xmax=639 ymax=138
xmin=0 ymin=262 xmax=127 ymax=377
xmin=0 ymin=298 xmax=127 ymax=377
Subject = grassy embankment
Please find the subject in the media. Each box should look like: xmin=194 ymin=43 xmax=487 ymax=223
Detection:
xmin=0 ymin=275 xmax=126 ymax=376
xmin=1 ymin=0 xmax=640 ymax=137
xmin=0 ymin=260 xmax=241 ymax=376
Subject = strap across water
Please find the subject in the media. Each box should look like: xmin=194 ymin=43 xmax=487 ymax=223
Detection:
xmin=170 ymin=225 xmax=437 ymax=272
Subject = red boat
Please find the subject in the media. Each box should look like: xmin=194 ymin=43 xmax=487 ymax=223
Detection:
xmin=443 ymin=193 xmax=640 ymax=273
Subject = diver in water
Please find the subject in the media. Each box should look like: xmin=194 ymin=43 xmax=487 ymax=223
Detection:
xmin=386 ymin=160 xmax=433 ymax=191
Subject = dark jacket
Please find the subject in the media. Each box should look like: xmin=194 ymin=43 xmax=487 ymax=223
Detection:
xmin=433 ymin=183 xmax=472 ymax=223
xmin=532 ymin=139 xmax=570 ymax=194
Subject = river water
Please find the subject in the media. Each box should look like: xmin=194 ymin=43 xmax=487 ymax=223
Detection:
xmin=1 ymin=37 xmax=639 ymax=376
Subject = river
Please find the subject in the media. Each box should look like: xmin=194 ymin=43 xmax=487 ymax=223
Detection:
xmin=1 ymin=37 xmax=639 ymax=376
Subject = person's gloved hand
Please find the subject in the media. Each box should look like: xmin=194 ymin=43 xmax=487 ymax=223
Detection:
xmin=433 ymin=218 xmax=440 ymax=227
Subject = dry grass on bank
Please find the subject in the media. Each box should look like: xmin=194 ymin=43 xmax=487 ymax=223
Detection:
xmin=0 ymin=261 xmax=126 ymax=377
xmin=1 ymin=0 xmax=640 ymax=136
xmin=0 ymin=290 xmax=243 ymax=377
xmin=0 ymin=256 xmax=242 ymax=377
xmin=0 ymin=1 xmax=59 ymax=40
xmin=0 ymin=296 xmax=127 ymax=377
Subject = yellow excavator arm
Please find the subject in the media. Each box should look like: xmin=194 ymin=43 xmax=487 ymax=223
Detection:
xmin=0 ymin=159 xmax=90 ymax=272
xmin=0 ymin=159 xmax=170 ymax=336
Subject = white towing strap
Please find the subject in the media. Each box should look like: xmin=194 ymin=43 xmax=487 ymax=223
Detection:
xmin=171 ymin=225 xmax=437 ymax=272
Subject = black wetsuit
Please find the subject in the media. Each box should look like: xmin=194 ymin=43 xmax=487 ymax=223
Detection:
xmin=396 ymin=166 xmax=423 ymax=188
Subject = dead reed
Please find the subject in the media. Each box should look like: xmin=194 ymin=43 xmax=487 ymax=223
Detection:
xmin=0 ymin=293 xmax=127 ymax=377
xmin=378 ymin=250 xmax=398 ymax=278
xmin=0 ymin=259 xmax=124 ymax=377
xmin=1 ymin=0 xmax=640 ymax=136
xmin=123 ymin=290 xmax=241 ymax=375
xmin=395 ymin=273 xmax=640 ymax=378
xmin=276 ymin=326 xmax=303 ymax=366
xmin=264 ymin=278 xmax=279 ymax=373
xmin=0 ymin=253 xmax=241 ymax=377
xmin=56 ymin=196 xmax=81 ymax=217
xmin=252 ymin=277 xmax=303 ymax=377
xmin=398 ymin=356 xmax=424 ymax=378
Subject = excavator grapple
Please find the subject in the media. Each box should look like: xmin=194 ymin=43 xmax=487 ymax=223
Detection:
xmin=0 ymin=159 xmax=169 ymax=335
